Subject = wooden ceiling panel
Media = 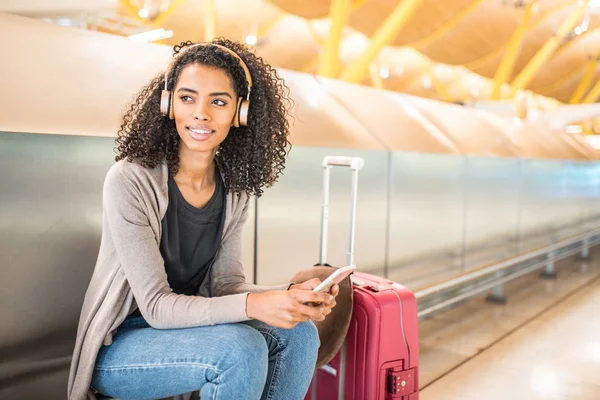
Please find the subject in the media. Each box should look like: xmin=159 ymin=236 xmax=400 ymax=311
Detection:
xmin=160 ymin=0 xmax=282 ymax=46
xmin=536 ymin=71 xmax=600 ymax=103
xmin=16 ymin=0 xmax=599 ymax=104
xmin=465 ymin=9 xmax=570 ymax=80
xmin=528 ymin=28 xmax=600 ymax=91
xmin=252 ymin=16 xmax=320 ymax=70
xmin=415 ymin=1 xmax=521 ymax=65
xmin=266 ymin=0 xmax=329 ymax=19
xmin=348 ymin=0 xmax=474 ymax=46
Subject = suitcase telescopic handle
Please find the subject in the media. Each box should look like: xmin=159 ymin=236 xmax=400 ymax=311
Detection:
xmin=319 ymin=156 xmax=365 ymax=269
xmin=322 ymin=156 xmax=365 ymax=170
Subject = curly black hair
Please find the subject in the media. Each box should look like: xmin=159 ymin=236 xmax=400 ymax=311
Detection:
xmin=115 ymin=38 xmax=292 ymax=197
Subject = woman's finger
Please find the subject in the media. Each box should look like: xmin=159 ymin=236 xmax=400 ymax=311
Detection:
xmin=330 ymin=284 xmax=340 ymax=297
xmin=323 ymin=297 xmax=337 ymax=308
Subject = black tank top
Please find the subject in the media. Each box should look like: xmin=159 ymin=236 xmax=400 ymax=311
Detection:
xmin=159 ymin=171 xmax=225 ymax=295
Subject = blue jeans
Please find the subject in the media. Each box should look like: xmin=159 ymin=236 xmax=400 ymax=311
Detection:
xmin=91 ymin=315 xmax=319 ymax=400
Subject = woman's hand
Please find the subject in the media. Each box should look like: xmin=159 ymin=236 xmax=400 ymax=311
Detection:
xmin=290 ymin=279 xmax=339 ymax=322
xmin=246 ymin=283 xmax=335 ymax=329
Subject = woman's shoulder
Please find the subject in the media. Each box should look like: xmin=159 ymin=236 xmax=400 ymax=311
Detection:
xmin=105 ymin=159 xmax=168 ymax=196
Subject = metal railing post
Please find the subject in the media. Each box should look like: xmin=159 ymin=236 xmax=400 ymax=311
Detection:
xmin=486 ymin=271 xmax=507 ymax=304
xmin=540 ymin=250 xmax=557 ymax=279
xmin=579 ymin=237 xmax=591 ymax=260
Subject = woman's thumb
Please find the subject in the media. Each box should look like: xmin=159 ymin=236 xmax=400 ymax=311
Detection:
xmin=300 ymin=278 xmax=322 ymax=290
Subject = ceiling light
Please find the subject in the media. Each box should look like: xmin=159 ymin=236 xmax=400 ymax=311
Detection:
xmin=138 ymin=8 xmax=150 ymax=19
xmin=379 ymin=66 xmax=390 ymax=79
xmin=585 ymin=135 xmax=600 ymax=149
xmin=560 ymin=12 xmax=589 ymax=41
xmin=566 ymin=125 xmax=583 ymax=134
xmin=576 ymin=13 xmax=590 ymax=34
xmin=244 ymin=35 xmax=257 ymax=46
xmin=128 ymin=28 xmax=173 ymax=42
xmin=57 ymin=18 xmax=73 ymax=26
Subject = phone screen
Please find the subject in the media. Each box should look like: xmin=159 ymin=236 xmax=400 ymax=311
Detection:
xmin=313 ymin=266 xmax=356 ymax=293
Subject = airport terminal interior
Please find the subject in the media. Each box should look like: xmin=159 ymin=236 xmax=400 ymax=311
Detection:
xmin=2 ymin=0 xmax=600 ymax=399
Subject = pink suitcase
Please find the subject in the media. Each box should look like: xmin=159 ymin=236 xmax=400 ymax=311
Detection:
xmin=306 ymin=156 xmax=419 ymax=400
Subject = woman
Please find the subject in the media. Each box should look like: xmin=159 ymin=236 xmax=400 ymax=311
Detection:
xmin=68 ymin=39 xmax=339 ymax=400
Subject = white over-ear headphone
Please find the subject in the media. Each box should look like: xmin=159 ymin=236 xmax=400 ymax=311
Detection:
xmin=159 ymin=43 xmax=253 ymax=127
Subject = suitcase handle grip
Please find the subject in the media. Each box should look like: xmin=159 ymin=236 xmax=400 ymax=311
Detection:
xmin=319 ymin=156 xmax=364 ymax=268
xmin=322 ymin=156 xmax=364 ymax=170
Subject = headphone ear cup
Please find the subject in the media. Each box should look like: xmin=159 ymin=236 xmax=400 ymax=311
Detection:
xmin=233 ymin=97 xmax=242 ymax=128
xmin=160 ymin=90 xmax=174 ymax=119
xmin=236 ymin=98 xmax=250 ymax=127
xmin=169 ymin=96 xmax=175 ymax=120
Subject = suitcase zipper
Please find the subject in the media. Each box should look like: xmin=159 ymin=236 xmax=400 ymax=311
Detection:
xmin=390 ymin=288 xmax=411 ymax=369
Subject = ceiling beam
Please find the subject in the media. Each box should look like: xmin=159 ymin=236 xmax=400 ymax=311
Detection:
xmin=452 ymin=69 xmax=469 ymax=103
xmin=306 ymin=21 xmax=326 ymax=47
xmin=491 ymin=2 xmax=535 ymax=99
xmin=464 ymin=1 xmax=574 ymax=71
xmin=410 ymin=0 xmax=485 ymax=49
xmin=508 ymin=0 xmax=590 ymax=97
xmin=351 ymin=0 xmax=368 ymax=11
xmin=319 ymin=0 xmax=352 ymax=77
xmin=119 ymin=0 xmax=145 ymax=22
xmin=521 ymin=26 xmax=600 ymax=95
xmin=339 ymin=0 xmax=424 ymax=83
xmin=582 ymin=78 xmax=600 ymax=103
xmin=570 ymin=58 xmax=598 ymax=103
xmin=368 ymin=64 xmax=384 ymax=89
xmin=427 ymin=67 xmax=454 ymax=102
xmin=256 ymin=15 xmax=284 ymax=39
xmin=204 ymin=0 xmax=216 ymax=41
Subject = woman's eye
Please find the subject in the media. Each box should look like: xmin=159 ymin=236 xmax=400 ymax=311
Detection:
xmin=180 ymin=95 xmax=193 ymax=102
xmin=213 ymin=99 xmax=227 ymax=106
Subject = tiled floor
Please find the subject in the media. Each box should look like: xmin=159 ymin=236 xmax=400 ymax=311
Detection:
xmin=419 ymin=248 xmax=600 ymax=400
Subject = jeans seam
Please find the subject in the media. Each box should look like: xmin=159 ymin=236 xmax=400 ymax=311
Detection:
xmin=209 ymin=370 xmax=222 ymax=400
xmin=265 ymin=352 xmax=283 ymax=400
xmin=258 ymin=329 xmax=285 ymax=400
xmin=94 ymin=362 xmax=222 ymax=374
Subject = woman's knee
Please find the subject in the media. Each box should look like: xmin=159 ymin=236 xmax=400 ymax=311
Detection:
xmin=219 ymin=324 xmax=269 ymax=377
xmin=289 ymin=320 xmax=320 ymax=358
xmin=197 ymin=324 xmax=269 ymax=399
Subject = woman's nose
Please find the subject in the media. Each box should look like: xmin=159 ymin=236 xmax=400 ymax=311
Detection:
xmin=193 ymin=102 xmax=210 ymax=120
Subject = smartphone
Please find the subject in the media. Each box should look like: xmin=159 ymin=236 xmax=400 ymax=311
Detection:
xmin=313 ymin=265 xmax=356 ymax=293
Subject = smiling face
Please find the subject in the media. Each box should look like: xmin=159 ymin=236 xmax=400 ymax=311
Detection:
xmin=172 ymin=63 xmax=238 ymax=156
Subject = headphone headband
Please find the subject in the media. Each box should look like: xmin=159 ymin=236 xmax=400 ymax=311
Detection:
xmin=163 ymin=43 xmax=253 ymax=100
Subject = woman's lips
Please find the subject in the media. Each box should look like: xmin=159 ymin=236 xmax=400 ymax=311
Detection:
xmin=187 ymin=127 xmax=215 ymax=141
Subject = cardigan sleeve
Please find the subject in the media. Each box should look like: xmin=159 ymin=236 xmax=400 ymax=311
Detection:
xmin=103 ymin=163 xmax=250 ymax=328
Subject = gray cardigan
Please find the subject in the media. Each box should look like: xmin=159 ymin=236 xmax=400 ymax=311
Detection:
xmin=68 ymin=160 xmax=290 ymax=400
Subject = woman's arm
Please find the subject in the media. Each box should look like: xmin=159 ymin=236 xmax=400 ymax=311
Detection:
xmin=104 ymin=163 xmax=250 ymax=329
xmin=208 ymin=193 xmax=338 ymax=328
